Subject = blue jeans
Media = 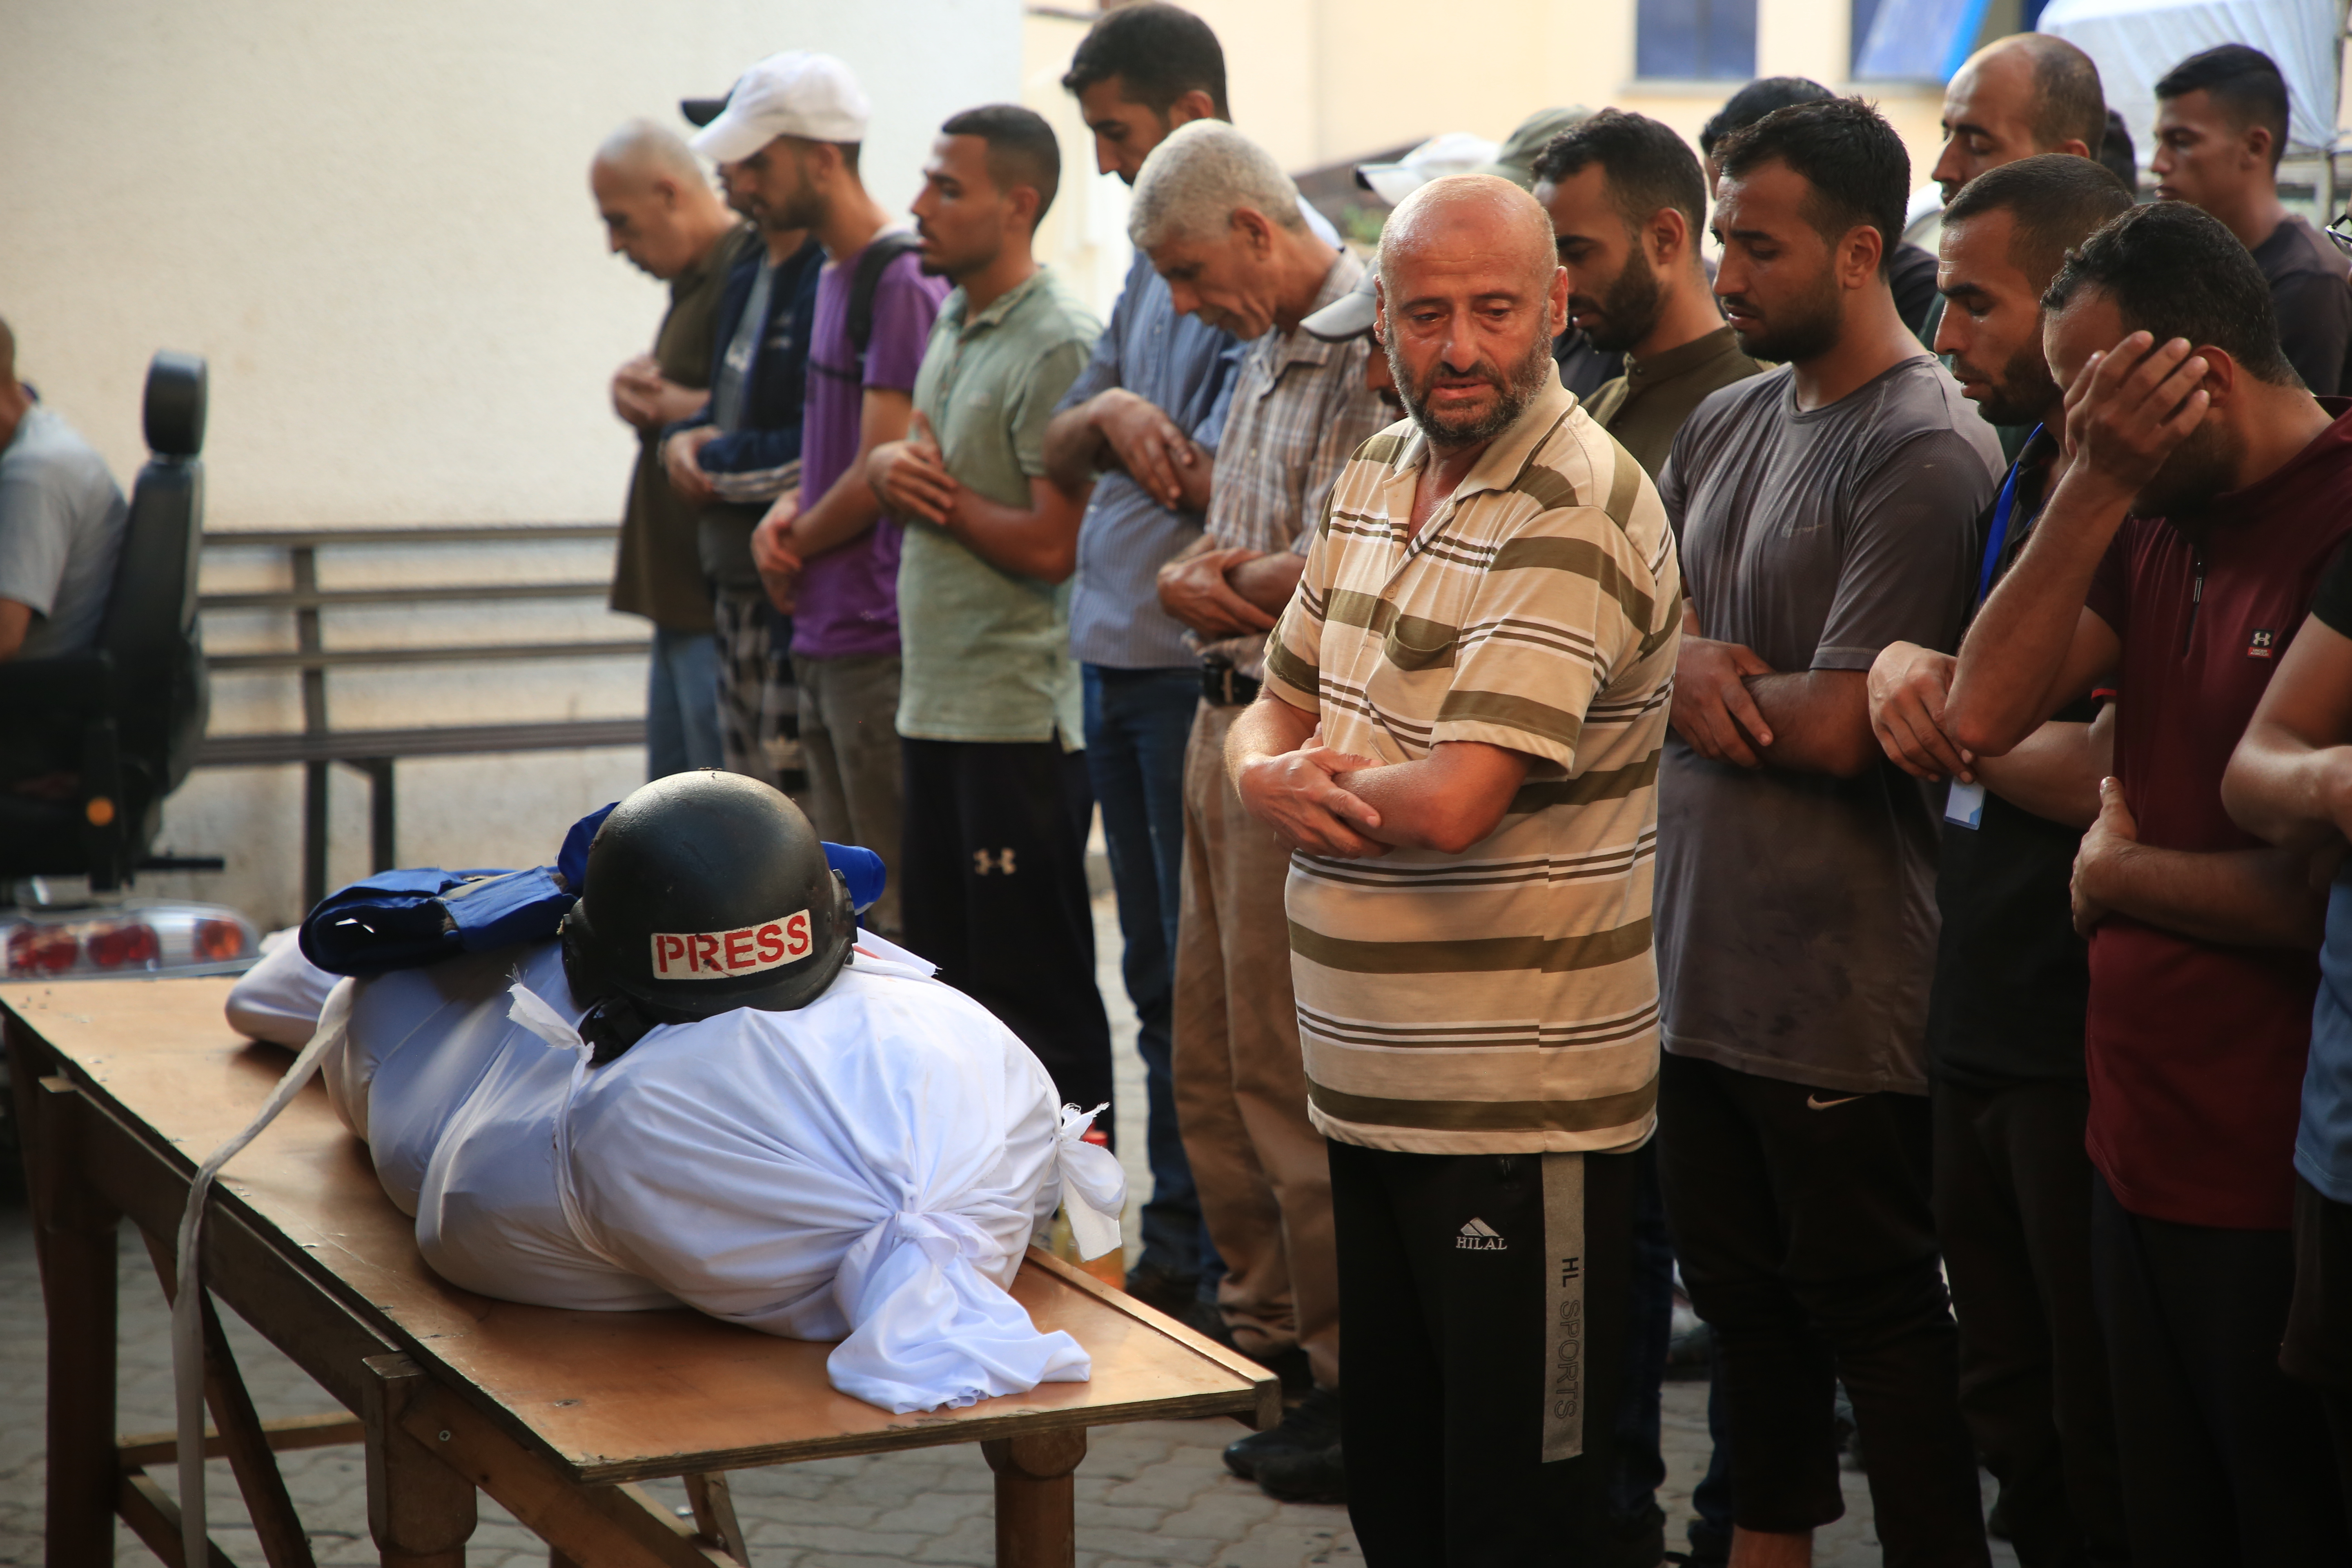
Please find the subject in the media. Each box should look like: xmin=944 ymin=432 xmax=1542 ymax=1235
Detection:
xmin=1082 ymin=663 xmax=1210 ymax=1282
xmin=647 ymin=625 xmax=723 ymax=779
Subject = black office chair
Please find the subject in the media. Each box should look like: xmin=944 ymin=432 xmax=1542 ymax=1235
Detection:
xmin=0 ymin=352 xmax=211 ymax=891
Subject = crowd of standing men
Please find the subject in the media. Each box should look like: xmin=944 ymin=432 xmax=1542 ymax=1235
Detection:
xmin=586 ymin=11 xmax=2352 ymax=1566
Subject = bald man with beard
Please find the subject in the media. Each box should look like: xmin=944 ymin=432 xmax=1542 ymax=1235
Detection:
xmin=1230 ymin=174 xmax=1681 ymax=1560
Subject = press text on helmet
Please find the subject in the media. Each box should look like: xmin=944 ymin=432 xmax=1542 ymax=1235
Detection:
xmin=649 ymin=911 xmax=813 ymax=978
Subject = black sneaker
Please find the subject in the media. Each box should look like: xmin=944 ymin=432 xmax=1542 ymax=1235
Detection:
xmin=1223 ymin=1385 xmax=1342 ymax=1479
xmin=1254 ymin=1439 xmax=1345 ymax=1504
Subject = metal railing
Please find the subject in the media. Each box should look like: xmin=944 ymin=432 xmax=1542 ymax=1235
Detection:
xmin=193 ymin=523 xmax=646 ymax=908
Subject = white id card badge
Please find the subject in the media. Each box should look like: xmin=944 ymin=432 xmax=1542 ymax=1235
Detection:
xmin=1945 ymin=780 xmax=1986 ymax=829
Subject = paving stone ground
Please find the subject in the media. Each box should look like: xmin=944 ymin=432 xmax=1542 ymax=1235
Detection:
xmin=0 ymin=886 xmax=2016 ymax=1566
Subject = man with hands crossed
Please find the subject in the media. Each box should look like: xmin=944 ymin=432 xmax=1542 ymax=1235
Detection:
xmin=1934 ymin=198 xmax=2352 ymax=1564
xmin=1230 ymin=173 xmax=1677 ymax=1556
xmin=864 ymin=106 xmax=1117 ymax=1131
xmin=1654 ymin=99 xmax=2003 ymax=1568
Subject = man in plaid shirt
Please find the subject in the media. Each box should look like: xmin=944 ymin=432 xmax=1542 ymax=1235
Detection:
xmin=1131 ymin=120 xmax=1390 ymax=1501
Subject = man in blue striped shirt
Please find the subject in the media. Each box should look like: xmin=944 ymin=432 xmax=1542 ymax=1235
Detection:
xmin=1042 ymin=2 xmax=1242 ymax=1322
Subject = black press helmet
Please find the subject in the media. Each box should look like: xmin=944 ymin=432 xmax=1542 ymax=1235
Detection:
xmin=559 ymin=771 xmax=853 ymax=1060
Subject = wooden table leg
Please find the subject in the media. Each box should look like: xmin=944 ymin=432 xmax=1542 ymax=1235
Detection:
xmin=362 ymin=1355 xmax=476 ymax=1568
xmin=17 ymin=1063 xmax=119 ymax=1568
xmin=683 ymin=1473 xmax=748 ymax=1564
xmin=982 ymin=1428 xmax=1087 ymax=1568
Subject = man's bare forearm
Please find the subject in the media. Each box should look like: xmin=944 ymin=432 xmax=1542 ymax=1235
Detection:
xmin=1041 ymin=403 xmax=1105 ymax=492
xmin=1332 ymin=742 xmax=1531 ymax=855
xmin=942 ymin=478 xmax=1089 ymax=584
xmin=2091 ymin=843 xmax=2326 ymax=948
xmin=648 ymin=380 xmax=709 ymax=427
xmin=1229 ymin=553 xmax=1304 ymax=617
xmin=1226 ymin=690 xmax=1319 ymax=780
xmin=800 ymin=390 xmax=913 ymax=557
xmin=2225 ymin=724 xmax=2352 ymax=853
xmin=1744 ymin=670 xmax=1877 ymax=777
xmin=2223 ymin=621 xmax=2352 ymax=851
xmin=792 ymin=467 xmax=884 ymax=557
xmin=1947 ymin=467 xmax=2132 ymax=756
xmin=1973 ymin=719 xmax=2100 ymax=829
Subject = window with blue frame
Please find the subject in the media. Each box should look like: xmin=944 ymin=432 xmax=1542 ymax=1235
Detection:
xmin=1638 ymin=0 xmax=1758 ymax=80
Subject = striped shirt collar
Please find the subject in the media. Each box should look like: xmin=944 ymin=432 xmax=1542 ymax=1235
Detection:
xmin=1377 ymin=370 xmax=1576 ymax=523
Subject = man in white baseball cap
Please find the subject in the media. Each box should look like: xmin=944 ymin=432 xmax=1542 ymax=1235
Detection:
xmin=679 ymin=48 xmax=951 ymax=941
xmin=688 ymin=51 xmax=870 ymax=164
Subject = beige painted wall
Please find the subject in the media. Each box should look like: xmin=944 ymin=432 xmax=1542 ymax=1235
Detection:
xmin=1 ymin=0 xmax=1021 ymax=929
xmin=1016 ymin=0 xmax=1951 ymax=380
xmin=1173 ymin=0 xmax=1945 ymax=209
xmin=1025 ymin=9 xmax=1142 ymax=322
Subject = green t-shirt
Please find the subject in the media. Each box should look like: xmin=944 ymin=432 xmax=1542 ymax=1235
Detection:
xmin=895 ymin=267 xmax=1101 ymax=744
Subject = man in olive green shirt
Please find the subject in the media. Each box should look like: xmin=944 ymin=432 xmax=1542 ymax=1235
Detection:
xmin=868 ymin=105 xmax=1113 ymax=1120
xmin=1531 ymin=111 xmax=1760 ymax=479
xmin=590 ymin=121 xmax=751 ymax=777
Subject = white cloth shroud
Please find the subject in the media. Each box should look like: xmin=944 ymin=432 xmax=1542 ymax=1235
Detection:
xmin=225 ymin=927 xmax=342 ymax=1047
xmin=225 ymin=932 xmax=1126 ymax=1413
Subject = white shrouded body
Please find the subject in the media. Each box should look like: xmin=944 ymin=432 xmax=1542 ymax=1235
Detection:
xmin=227 ymin=933 xmax=1125 ymax=1413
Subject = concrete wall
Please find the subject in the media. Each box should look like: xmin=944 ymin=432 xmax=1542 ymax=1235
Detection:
xmin=0 ymin=0 xmax=1021 ymax=929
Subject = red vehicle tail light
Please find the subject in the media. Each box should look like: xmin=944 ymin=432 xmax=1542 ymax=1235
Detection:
xmin=7 ymin=925 xmax=79 ymax=975
xmin=85 ymin=922 xmax=161 ymax=969
xmin=193 ymin=918 xmax=248 ymax=962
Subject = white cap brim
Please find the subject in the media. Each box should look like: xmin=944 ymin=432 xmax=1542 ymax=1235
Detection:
xmin=1358 ymin=165 xmax=1432 ymax=207
xmin=690 ymin=106 xmax=778 ymax=165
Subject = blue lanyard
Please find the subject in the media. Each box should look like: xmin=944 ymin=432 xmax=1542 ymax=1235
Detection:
xmin=1974 ymin=424 xmax=2044 ymax=608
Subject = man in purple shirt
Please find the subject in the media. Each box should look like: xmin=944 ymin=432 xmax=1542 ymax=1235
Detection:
xmin=694 ymin=51 xmax=949 ymax=938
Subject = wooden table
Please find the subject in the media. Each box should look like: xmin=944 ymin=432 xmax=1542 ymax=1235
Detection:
xmin=5 ymin=978 xmax=1276 ymax=1568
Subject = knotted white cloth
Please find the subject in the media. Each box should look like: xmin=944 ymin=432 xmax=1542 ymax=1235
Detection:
xmin=218 ymin=933 xmax=1124 ymax=1417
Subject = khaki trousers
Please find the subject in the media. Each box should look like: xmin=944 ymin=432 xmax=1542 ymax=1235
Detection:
xmin=1175 ymin=700 xmax=1339 ymax=1389
xmin=794 ymin=652 xmax=905 ymax=939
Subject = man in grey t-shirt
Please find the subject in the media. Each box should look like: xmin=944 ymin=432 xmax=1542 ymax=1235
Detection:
xmin=0 ymin=320 xmax=129 ymax=665
xmin=1653 ymin=104 xmax=2003 ymax=1566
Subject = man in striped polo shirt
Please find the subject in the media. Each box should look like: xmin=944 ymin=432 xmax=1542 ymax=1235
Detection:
xmin=1229 ymin=174 xmax=1681 ymax=1559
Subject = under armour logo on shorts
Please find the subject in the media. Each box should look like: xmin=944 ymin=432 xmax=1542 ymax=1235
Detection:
xmin=973 ymin=848 xmax=1018 ymax=876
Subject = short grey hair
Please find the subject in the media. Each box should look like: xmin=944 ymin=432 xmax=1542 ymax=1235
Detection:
xmin=593 ymin=118 xmax=705 ymax=185
xmin=1127 ymin=120 xmax=1306 ymax=251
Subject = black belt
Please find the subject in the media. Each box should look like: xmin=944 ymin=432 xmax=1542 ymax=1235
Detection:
xmin=1201 ymin=660 xmax=1260 ymax=707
